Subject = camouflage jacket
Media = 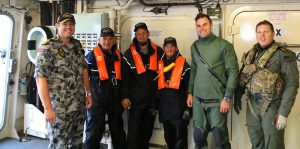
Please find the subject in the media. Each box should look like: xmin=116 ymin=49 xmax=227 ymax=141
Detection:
xmin=241 ymin=41 xmax=299 ymax=117
xmin=34 ymin=35 xmax=87 ymax=113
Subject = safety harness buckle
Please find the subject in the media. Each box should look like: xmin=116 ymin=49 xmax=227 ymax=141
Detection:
xmin=111 ymin=74 xmax=118 ymax=86
xmin=145 ymin=64 xmax=150 ymax=69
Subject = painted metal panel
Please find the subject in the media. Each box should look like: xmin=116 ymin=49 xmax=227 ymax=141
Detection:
xmin=73 ymin=13 xmax=108 ymax=53
xmin=120 ymin=16 xmax=198 ymax=63
xmin=120 ymin=16 xmax=198 ymax=147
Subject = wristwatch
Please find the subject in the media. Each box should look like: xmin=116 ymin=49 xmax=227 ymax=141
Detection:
xmin=223 ymin=97 xmax=232 ymax=103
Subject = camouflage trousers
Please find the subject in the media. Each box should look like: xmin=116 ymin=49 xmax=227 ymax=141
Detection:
xmin=47 ymin=110 xmax=84 ymax=149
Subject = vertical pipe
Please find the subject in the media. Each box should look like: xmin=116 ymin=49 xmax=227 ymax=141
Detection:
xmin=109 ymin=10 xmax=116 ymax=31
xmin=83 ymin=0 xmax=87 ymax=13
xmin=116 ymin=10 xmax=121 ymax=50
xmin=11 ymin=10 xmax=26 ymax=139
xmin=76 ymin=0 xmax=83 ymax=13
xmin=110 ymin=0 xmax=134 ymax=50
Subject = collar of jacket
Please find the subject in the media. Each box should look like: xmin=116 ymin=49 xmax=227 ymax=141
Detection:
xmin=53 ymin=34 xmax=78 ymax=45
xmin=162 ymin=50 xmax=180 ymax=62
xmin=53 ymin=35 xmax=83 ymax=53
xmin=132 ymin=37 xmax=155 ymax=55
xmin=98 ymin=43 xmax=119 ymax=61
xmin=254 ymin=40 xmax=275 ymax=52
xmin=197 ymin=33 xmax=217 ymax=44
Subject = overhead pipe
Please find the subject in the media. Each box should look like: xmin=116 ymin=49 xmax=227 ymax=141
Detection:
xmin=139 ymin=0 xmax=204 ymax=7
xmin=85 ymin=0 xmax=134 ymax=10
xmin=112 ymin=0 xmax=134 ymax=10
xmin=114 ymin=0 xmax=121 ymax=6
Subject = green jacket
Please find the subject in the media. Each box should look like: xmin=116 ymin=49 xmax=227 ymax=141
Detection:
xmin=188 ymin=34 xmax=239 ymax=104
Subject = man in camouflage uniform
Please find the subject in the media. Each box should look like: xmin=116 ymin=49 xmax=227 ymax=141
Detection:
xmin=35 ymin=13 xmax=93 ymax=149
xmin=234 ymin=20 xmax=299 ymax=149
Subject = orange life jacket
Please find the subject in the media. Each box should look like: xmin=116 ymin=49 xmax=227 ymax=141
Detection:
xmin=130 ymin=42 xmax=157 ymax=74
xmin=94 ymin=46 xmax=121 ymax=80
xmin=158 ymin=56 xmax=185 ymax=90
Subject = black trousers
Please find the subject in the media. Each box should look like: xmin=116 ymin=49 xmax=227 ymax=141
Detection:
xmin=162 ymin=119 xmax=188 ymax=149
xmin=127 ymin=107 xmax=156 ymax=149
xmin=84 ymin=107 xmax=126 ymax=149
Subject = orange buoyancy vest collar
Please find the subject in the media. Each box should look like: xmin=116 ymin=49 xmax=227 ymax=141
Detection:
xmin=130 ymin=42 xmax=157 ymax=74
xmin=94 ymin=46 xmax=121 ymax=80
xmin=158 ymin=56 xmax=185 ymax=90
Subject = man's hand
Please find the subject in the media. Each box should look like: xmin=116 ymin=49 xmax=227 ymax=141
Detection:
xmin=220 ymin=98 xmax=231 ymax=113
xmin=182 ymin=107 xmax=192 ymax=121
xmin=44 ymin=108 xmax=56 ymax=124
xmin=122 ymin=98 xmax=131 ymax=109
xmin=187 ymin=94 xmax=193 ymax=107
xmin=275 ymin=114 xmax=287 ymax=130
xmin=86 ymin=95 xmax=93 ymax=109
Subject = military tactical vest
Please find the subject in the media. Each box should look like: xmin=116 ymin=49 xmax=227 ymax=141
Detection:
xmin=240 ymin=43 xmax=283 ymax=101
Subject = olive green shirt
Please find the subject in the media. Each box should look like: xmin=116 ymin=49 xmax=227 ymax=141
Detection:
xmin=188 ymin=34 xmax=239 ymax=104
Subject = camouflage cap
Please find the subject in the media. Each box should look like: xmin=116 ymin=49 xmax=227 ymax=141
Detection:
xmin=57 ymin=13 xmax=76 ymax=24
xmin=163 ymin=37 xmax=177 ymax=47
xmin=134 ymin=22 xmax=148 ymax=32
xmin=101 ymin=27 xmax=114 ymax=37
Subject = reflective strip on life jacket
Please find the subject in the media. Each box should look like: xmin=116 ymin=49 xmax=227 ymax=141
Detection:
xmin=94 ymin=46 xmax=122 ymax=80
xmin=158 ymin=56 xmax=185 ymax=90
xmin=130 ymin=42 xmax=157 ymax=74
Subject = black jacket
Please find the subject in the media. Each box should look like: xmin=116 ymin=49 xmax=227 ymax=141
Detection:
xmin=85 ymin=44 xmax=124 ymax=111
xmin=157 ymin=51 xmax=190 ymax=122
xmin=121 ymin=38 xmax=164 ymax=108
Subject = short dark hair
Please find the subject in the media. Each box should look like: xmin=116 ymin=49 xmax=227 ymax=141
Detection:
xmin=256 ymin=20 xmax=274 ymax=32
xmin=194 ymin=13 xmax=212 ymax=24
xmin=163 ymin=37 xmax=177 ymax=47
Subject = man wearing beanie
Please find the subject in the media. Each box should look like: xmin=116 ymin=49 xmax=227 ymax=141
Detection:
xmin=157 ymin=37 xmax=191 ymax=149
xmin=121 ymin=22 xmax=164 ymax=149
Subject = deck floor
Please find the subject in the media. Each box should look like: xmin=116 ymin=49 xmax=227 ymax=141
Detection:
xmin=0 ymin=136 xmax=48 ymax=149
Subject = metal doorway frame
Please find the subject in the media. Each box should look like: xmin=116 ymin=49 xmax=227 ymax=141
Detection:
xmin=0 ymin=11 xmax=14 ymax=132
